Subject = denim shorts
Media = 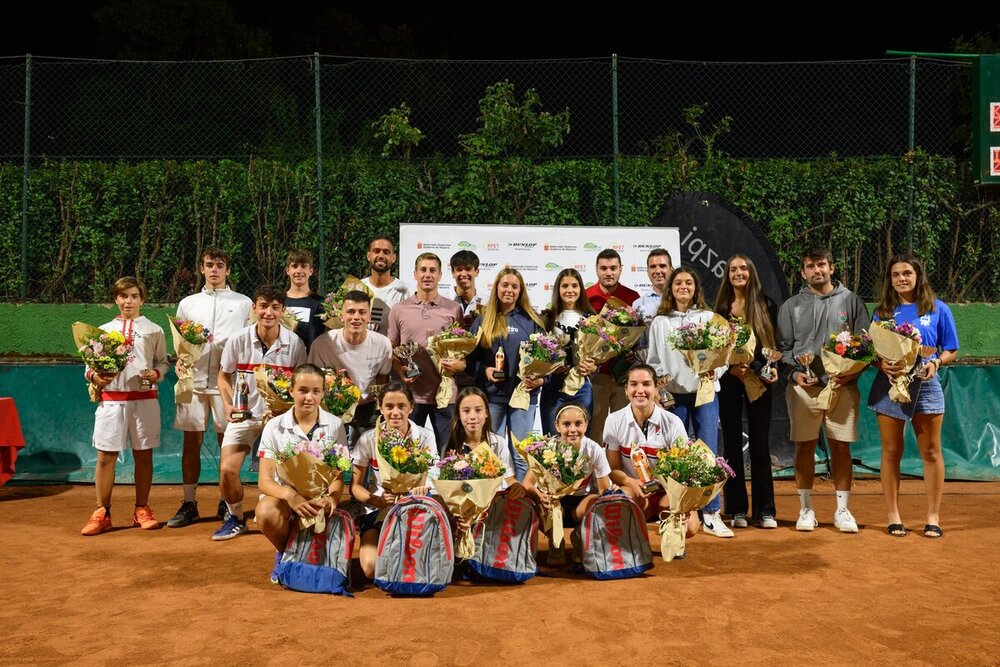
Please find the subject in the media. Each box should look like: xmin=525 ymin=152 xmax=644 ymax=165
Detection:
xmin=868 ymin=372 xmax=945 ymax=421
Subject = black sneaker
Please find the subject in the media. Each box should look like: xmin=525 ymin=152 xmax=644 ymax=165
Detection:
xmin=217 ymin=498 xmax=228 ymax=520
xmin=166 ymin=501 xmax=200 ymax=528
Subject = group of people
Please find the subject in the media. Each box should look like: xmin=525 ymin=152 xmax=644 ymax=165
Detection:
xmin=79 ymin=234 xmax=959 ymax=566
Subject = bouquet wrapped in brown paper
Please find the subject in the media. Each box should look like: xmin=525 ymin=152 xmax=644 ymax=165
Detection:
xmin=670 ymin=314 xmax=733 ymax=407
xmin=653 ymin=437 xmax=734 ymax=562
xmin=433 ymin=444 xmax=507 ymax=558
xmin=599 ymin=298 xmax=647 ymax=350
xmin=514 ymin=434 xmax=591 ymax=552
xmin=373 ymin=419 xmax=437 ymax=520
xmin=427 ymin=322 xmax=480 ymax=408
xmin=509 ymin=332 xmax=567 ymax=410
xmin=726 ymin=317 xmax=766 ymax=403
xmin=869 ymin=320 xmax=923 ymax=403
xmin=320 ymin=275 xmax=373 ymax=330
xmin=274 ymin=437 xmax=351 ymax=532
xmin=167 ymin=316 xmax=213 ymax=404
xmin=561 ymin=316 xmax=626 ymax=397
xmin=254 ymin=365 xmax=294 ymax=419
xmin=814 ymin=331 xmax=876 ymax=410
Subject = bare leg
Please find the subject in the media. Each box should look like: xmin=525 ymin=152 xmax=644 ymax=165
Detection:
xmin=256 ymin=496 xmax=293 ymax=551
xmin=219 ymin=445 xmax=248 ymax=505
xmin=359 ymin=529 xmax=379 ymax=580
xmin=94 ymin=450 xmax=118 ymax=507
xmin=913 ymin=413 xmax=945 ymax=527
xmin=181 ymin=431 xmax=203 ymax=485
xmin=877 ymin=415 xmax=905 ymax=526
xmin=827 ymin=438 xmax=854 ymax=492
xmin=794 ymin=439 xmax=818 ymax=490
xmin=133 ymin=449 xmax=153 ymax=506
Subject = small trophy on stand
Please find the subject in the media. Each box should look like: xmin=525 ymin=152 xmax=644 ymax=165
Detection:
xmin=231 ymin=372 xmax=251 ymax=422
xmin=138 ymin=368 xmax=153 ymax=390
xmin=393 ymin=342 xmax=423 ymax=379
xmin=630 ymin=445 xmax=661 ymax=493
xmin=759 ymin=347 xmax=782 ymax=382
xmin=492 ymin=347 xmax=506 ymax=382
xmin=913 ymin=346 xmax=939 ymax=380
xmin=794 ymin=352 xmax=817 ymax=383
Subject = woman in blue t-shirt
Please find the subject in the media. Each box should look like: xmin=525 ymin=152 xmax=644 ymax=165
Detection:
xmin=870 ymin=254 xmax=959 ymax=539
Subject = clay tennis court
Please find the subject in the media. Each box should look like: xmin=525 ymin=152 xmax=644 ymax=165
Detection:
xmin=2 ymin=478 xmax=997 ymax=665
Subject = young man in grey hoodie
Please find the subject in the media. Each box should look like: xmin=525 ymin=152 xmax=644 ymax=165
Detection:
xmin=777 ymin=248 xmax=869 ymax=534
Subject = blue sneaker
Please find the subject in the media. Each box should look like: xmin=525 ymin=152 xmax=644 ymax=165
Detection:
xmin=211 ymin=514 xmax=247 ymax=541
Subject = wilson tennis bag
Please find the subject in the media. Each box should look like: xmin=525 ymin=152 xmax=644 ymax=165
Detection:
xmin=467 ymin=490 xmax=541 ymax=583
xmin=579 ymin=491 xmax=653 ymax=580
xmin=274 ymin=509 xmax=355 ymax=595
xmin=374 ymin=495 xmax=455 ymax=595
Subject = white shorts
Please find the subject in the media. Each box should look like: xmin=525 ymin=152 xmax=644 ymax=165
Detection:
xmin=221 ymin=419 xmax=263 ymax=448
xmin=93 ymin=399 xmax=161 ymax=452
xmin=173 ymin=392 xmax=226 ymax=433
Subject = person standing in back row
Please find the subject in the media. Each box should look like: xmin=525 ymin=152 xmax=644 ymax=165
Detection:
xmin=585 ymin=248 xmax=639 ymax=441
xmin=362 ymin=236 xmax=411 ymax=336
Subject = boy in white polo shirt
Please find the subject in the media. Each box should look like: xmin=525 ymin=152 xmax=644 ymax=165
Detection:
xmin=168 ymin=248 xmax=252 ymax=528
xmin=213 ymin=285 xmax=306 ymax=541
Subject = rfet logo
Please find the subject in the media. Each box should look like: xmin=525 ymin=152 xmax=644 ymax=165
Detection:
xmin=487 ymin=242 xmax=500 ymax=251
xmin=573 ymin=263 xmax=587 ymax=271
xmin=612 ymin=244 xmax=625 ymax=252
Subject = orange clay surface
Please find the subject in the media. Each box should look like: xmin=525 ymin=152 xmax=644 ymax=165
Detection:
xmin=1 ymin=478 xmax=997 ymax=666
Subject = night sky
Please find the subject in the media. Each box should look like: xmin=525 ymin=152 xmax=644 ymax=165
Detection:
xmin=1 ymin=2 xmax=997 ymax=61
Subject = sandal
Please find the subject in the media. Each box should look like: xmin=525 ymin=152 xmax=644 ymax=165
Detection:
xmin=886 ymin=523 xmax=907 ymax=537
xmin=923 ymin=524 xmax=943 ymax=538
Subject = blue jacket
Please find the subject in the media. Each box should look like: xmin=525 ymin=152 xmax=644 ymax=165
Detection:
xmin=469 ymin=307 xmax=546 ymax=406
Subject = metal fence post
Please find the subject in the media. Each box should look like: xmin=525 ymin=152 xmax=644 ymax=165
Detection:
xmin=20 ymin=54 xmax=32 ymax=301
xmin=313 ymin=52 xmax=326 ymax=291
xmin=612 ymin=53 xmax=620 ymax=226
xmin=907 ymin=55 xmax=916 ymax=251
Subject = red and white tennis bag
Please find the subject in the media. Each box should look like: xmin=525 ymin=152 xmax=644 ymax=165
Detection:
xmin=579 ymin=492 xmax=653 ymax=579
xmin=274 ymin=509 xmax=355 ymax=595
xmin=374 ymin=495 xmax=455 ymax=595
xmin=468 ymin=490 xmax=541 ymax=583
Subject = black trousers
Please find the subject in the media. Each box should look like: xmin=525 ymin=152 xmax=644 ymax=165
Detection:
xmin=718 ymin=373 xmax=776 ymax=520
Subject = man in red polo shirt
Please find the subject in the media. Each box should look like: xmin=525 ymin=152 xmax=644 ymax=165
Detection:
xmin=586 ymin=248 xmax=640 ymax=440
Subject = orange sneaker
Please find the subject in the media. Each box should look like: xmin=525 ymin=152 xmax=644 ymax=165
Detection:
xmin=132 ymin=505 xmax=160 ymax=530
xmin=81 ymin=507 xmax=112 ymax=536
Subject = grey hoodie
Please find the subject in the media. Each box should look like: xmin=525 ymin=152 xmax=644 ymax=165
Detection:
xmin=776 ymin=281 xmax=869 ymax=384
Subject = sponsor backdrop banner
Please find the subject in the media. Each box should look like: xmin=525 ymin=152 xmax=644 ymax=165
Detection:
xmin=399 ymin=224 xmax=681 ymax=310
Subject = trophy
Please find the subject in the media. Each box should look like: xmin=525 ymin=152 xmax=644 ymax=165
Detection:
xmin=912 ymin=346 xmax=939 ymax=380
xmin=231 ymin=372 xmax=252 ymax=422
xmin=630 ymin=446 xmax=661 ymax=493
xmin=139 ymin=368 xmax=153 ymax=390
xmin=393 ymin=342 xmax=423 ymax=379
xmin=794 ymin=352 xmax=817 ymax=383
xmin=656 ymin=374 xmax=675 ymax=408
xmin=492 ymin=347 xmax=506 ymax=382
xmin=759 ymin=347 xmax=782 ymax=382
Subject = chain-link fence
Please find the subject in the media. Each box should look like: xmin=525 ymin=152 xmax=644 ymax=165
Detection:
xmin=2 ymin=54 xmax=994 ymax=303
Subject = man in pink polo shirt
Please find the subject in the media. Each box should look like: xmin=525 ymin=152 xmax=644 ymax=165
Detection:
xmin=388 ymin=252 xmax=463 ymax=451
xmin=585 ymin=248 xmax=640 ymax=441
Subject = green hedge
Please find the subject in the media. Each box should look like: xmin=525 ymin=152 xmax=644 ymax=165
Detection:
xmin=1 ymin=154 xmax=996 ymax=303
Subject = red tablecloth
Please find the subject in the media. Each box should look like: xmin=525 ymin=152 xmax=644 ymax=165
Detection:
xmin=0 ymin=397 xmax=26 ymax=486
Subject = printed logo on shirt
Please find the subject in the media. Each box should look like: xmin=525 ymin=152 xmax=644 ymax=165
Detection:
xmin=838 ymin=310 xmax=847 ymax=323
xmin=920 ymin=314 xmax=932 ymax=326
xmin=507 ymin=325 xmax=520 ymax=334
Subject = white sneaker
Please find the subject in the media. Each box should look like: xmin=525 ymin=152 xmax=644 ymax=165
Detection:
xmin=758 ymin=515 xmax=778 ymax=529
xmin=834 ymin=508 xmax=859 ymax=533
xmin=702 ymin=511 xmax=735 ymax=538
xmin=796 ymin=508 xmax=818 ymax=531
xmin=731 ymin=513 xmax=748 ymax=529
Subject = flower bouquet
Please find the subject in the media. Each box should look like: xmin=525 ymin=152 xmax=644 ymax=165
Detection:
xmin=668 ymin=314 xmax=733 ymax=406
xmin=510 ymin=332 xmax=567 ymax=410
xmin=434 ymin=444 xmax=507 ymax=558
xmin=869 ymin=320 xmax=923 ymax=403
xmin=72 ymin=322 xmax=133 ymax=402
xmin=254 ymin=365 xmax=294 ymax=419
xmin=274 ymin=435 xmax=351 ymax=532
xmin=815 ymin=330 xmax=876 ymax=410
xmin=653 ymin=437 xmax=735 ymax=561
xmin=374 ymin=419 xmax=437 ymax=519
xmin=726 ymin=317 xmax=766 ymax=403
xmin=513 ymin=433 xmax=591 ymax=553
xmin=561 ymin=315 xmax=626 ymax=398
xmin=322 ymin=368 xmax=362 ymax=423
xmin=320 ymin=275 xmax=373 ymax=330
xmin=168 ymin=316 xmax=213 ymax=404
xmin=599 ymin=298 xmax=647 ymax=350
xmin=427 ymin=322 xmax=481 ymax=408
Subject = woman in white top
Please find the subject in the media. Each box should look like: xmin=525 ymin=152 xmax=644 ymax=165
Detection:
xmin=540 ymin=269 xmax=597 ymax=435
xmin=445 ymin=387 xmax=522 ymax=496
xmin=350 ymin=382 xmax=437 ymax=580
xmin=646 ymin=266 xmax=732 ymax=538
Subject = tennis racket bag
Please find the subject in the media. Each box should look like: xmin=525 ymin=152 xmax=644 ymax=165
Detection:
xmin=579 ymin=492 xmax=653 ymax=580
xmin=274 ymin=509 xmax=355 ymax=595
xmin=467 ymin=490 xmax=540 ymax=583
xmin=374 ymin=495 xmax=454 ymax=595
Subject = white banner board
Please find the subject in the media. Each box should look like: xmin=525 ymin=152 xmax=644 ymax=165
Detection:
xmin=399 ymin=224 xmax=681 ymax=311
